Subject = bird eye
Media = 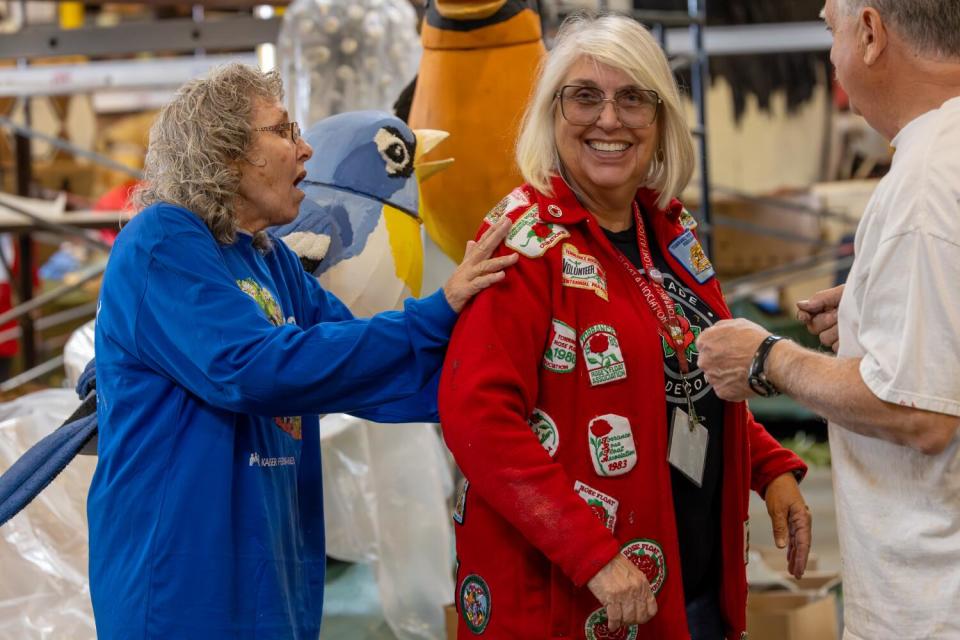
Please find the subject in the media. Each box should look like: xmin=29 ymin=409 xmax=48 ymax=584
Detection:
xmin=386 ymin=142 xmax=406 ymax=163
xmin=374 ymin=126 xmax=415 ymax=178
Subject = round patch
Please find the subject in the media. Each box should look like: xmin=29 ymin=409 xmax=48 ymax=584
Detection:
xmin=620 ymin=538 xmax=667 ymax=595
xmin=529 ymin=408 xmax=560 ymax=457
xmin=547 ymin=204 xmax=563 ymax=218
xmin=459 ymin=574 xmax=491 ymax=634
xmin=584 ymin=607 xmax=639 ymax=640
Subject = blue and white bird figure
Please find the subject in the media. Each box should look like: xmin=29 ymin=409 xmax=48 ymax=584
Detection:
xmin=276 ymin=111 xmax=451 ymax=314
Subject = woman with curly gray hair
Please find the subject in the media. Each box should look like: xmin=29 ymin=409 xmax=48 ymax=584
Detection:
xmin=87 ymin=62 xmax=516 ymax=639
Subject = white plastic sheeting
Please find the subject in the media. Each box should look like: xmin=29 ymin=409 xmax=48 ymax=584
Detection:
xmin=0 ymin=389 xmax=95 ymax=640
xmin=320 ymin=414 xmax=454 ymax=639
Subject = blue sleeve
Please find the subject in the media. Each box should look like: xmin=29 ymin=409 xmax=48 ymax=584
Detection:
xmin=351 ymin=369 xmax=442 ymax=423
xmin=112 ymin=226 xmax=457 ymax=417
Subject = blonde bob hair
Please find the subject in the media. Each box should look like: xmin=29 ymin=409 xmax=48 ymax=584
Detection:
xmin=516 ymin=12 xmax=695 ymax=210
xmin=133 ymin=63 xmax=283 ymax=248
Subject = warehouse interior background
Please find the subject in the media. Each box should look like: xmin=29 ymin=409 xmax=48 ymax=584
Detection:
xmin=0 ymin=1 xmax=886 ymax=638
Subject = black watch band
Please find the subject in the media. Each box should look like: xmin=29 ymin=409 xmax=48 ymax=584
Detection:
xmin=748 ymin=335 xmax=784 ymax=397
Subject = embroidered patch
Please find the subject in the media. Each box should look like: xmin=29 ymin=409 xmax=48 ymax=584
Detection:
xmin=273 ymin=416 xmax=302 ymax=440
xmin=542 ymin=319 xmax=577 ymax=373
xmin=574 ymin=480 xmax=619 ymax=532
xmin=660 ymin=304 xmax=700 ymax=364
xmin=580 ymin=324 xmax=627 ymax=386
xmin=679 ymin=207 xmax=698 ymax=230
xmin=504 ymin=205 xmax=569 ymax=258
xmin=484 ymin=187 xmax=531 ymax=225
xmin=547 ymin=204 xmax=563 ymax=218
xmin=584 ymin=607 xmax=638 ymax=640
xmin=459 ymin=574 xmax=491 ymax=634
xmin=528 ymin=408 xmax=560 ymax=457
xmin=621 ymin=539 xmax=667 ymax=595
xmin=668 ymin=230 xmax=715 ymax=283
xmin=453 ymin=479 xmax=469 ymax=525
xmin=587 ymin=414 xmax=637 ymax=477
xmin=561 ymin=244 xmax=608 ymax=300
xmin=237 ymin=278 xmax=285 ymax=326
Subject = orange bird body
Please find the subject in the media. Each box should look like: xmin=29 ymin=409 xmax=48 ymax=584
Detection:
xmin=409 ymin=0 xmax=545 ymax=262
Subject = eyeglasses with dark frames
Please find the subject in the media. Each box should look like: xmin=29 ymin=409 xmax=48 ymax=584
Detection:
xmin=254 ymin=121 xmax=301 ymax=143
xmin=555 ymin=85 xmax=662 ymax=129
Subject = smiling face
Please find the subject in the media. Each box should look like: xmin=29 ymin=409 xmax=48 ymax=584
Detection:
xmin=234 ymin=98 xmax=313 ymax=234
xmin=554 ymin=57 xmax=660 ymax=207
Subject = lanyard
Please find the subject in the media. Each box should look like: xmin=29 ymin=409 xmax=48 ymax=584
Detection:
xmin=601 ymin=202 xmax=702 ymax=425
xmin=609 ymin=203 xmax=689 ymax=367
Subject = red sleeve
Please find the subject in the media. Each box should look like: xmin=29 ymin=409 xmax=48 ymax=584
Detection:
xmin=746 ymin=407 xmax=808 ymax=496
xmin=439 ymin=232 xmax=620 ymax=587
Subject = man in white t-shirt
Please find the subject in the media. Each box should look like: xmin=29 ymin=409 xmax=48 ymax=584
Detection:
xmin=696 ymin=1 xmax=960 ymax=638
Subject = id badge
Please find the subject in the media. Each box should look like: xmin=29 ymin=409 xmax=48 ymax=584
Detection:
xmin=668 ymin=407 xmax=708 ymax=487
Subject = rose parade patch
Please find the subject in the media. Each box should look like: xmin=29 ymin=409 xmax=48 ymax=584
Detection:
xmin=543 ymin=319 xmax=577 ymax=374
xmin=504 ymin=205 xmax=569 ymax=258
xmin=561 ymin=244 xmax=608 ymax=300
xmin=621 ymin=538 xmax=666 ymax=595
xmin=580 ymin=324 xmax=627 ymax=386
xmin=584 ymin=607 xmax=639 ymax=640
xmin=528 ymin=408 xmax=560 ymax=457
xmin=574 ymin=480 xmax=619 ymax=532
xmin=587 ymin=414 xmax=638 ymax=477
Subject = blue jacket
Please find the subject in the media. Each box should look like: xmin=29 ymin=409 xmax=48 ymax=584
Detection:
xmin=89 ymin=203 xmax=456 ymax=639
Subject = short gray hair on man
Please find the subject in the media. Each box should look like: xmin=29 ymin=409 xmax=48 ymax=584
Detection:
xmin=840 ymin=0 xmax=960 ymax=58
xmin=515 ymin=12 xmax=695 ymax=211
xmin=133 ymin=63 xmax=284 ymax=248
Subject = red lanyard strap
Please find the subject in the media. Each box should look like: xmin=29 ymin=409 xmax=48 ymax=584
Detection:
xmin=611 ymin=202 xmax=689 ymax=373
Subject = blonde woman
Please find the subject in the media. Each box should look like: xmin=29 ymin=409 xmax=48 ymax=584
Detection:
xmin=440 ymin=13 xmax=811 ymax=640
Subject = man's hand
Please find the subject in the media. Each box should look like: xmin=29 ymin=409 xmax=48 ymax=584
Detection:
xmin=696 ymin=318 xmax=772 ymax=401
xmin=763 ymin=472 xmax=812 ymax=579
xmin=796 ymin=285 xmax=844 ymax=353
xmin=586 ymin=554 xmax=658 ymax=631
xmin=442 ymin=216 xmax=519 ymax=313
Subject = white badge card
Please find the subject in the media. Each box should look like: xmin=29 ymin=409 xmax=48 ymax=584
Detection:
xmin=667 ymin=407 xmax=708 ymax=487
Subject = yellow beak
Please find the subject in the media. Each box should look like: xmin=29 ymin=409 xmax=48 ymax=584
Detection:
xmin=413 ymin=128 xmax=454 ymax=183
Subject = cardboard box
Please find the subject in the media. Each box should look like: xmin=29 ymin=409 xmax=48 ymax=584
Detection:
xmin=747 ymin=591 xmax=839 ymax=640
xmin=756 ymin=546 xmax=820 ymax=573
xmin=444 ymin=603 xmax=458 ymax=640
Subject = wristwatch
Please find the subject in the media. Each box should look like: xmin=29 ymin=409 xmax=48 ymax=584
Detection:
xmin=748 ymin=335 xmax=784 ymax=397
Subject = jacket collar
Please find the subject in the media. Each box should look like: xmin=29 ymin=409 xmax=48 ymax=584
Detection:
xmin=532 ymin=175 xmax=684 ymax=226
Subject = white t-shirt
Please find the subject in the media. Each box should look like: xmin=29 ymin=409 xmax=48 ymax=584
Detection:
xmin=833 ymin=95 xmax=960 ymax=640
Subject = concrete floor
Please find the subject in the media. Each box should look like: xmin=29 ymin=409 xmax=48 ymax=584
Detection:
xmin=320 ymin=561 xmax=397 ymax=640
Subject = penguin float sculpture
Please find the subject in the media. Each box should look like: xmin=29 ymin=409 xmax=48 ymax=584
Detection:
xmin=408 ymin=0 xmax=545 ymax=264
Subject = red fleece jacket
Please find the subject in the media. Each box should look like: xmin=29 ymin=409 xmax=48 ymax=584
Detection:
xmin=440 ymin=178 xmax=806 ymax=640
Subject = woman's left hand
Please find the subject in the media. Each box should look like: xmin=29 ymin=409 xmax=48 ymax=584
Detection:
xmin=763 ymin=472 xmax=812 ymax=579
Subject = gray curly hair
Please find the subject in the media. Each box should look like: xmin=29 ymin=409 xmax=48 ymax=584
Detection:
xmin=132 ymin=63 xmax=284 ymax=248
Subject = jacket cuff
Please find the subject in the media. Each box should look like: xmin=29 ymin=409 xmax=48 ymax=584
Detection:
xmin=569 ymin=539 xmax=622 ymax=588
xmin=407 ymin=288 xmax=458 ymax=337
xmin=756 ymin=459 xmax=808 ymax=498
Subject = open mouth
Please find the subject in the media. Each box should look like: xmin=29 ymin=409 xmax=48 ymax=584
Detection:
xmin=587 ymin=141 xmax=631 ymax=153
xmin=293 ymin=171 xmax=307 ymax=188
